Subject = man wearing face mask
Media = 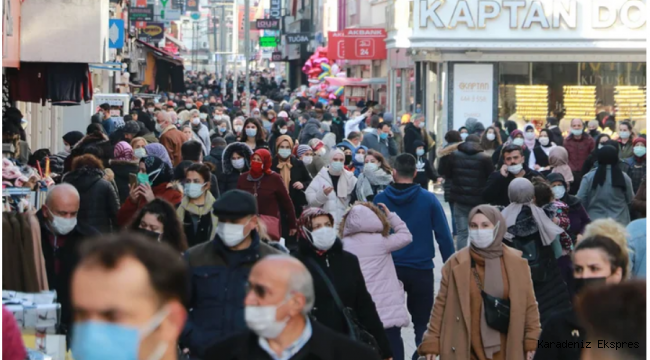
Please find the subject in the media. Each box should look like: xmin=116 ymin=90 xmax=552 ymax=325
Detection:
xmin=204 ymin=255 xmax=381 ymax=360
xmin=37 ymin=184 xmax=100 ymax=336
xmin=70 ymin=233 xmax=188 ymax=360
xmin=292 ymin=208 xmax=393 ymax=359
xmin=157 ymin=111 xmax=185 ymax=166
xmin=403 ymin=114 xmax=434 ymax=159
xmin=563 ymin=118 xmax=595 ymax=194
xmin=483 ymin=145 xmax=543 ymax=207
xmin=181 ymin=190 xmax=281 ymax=358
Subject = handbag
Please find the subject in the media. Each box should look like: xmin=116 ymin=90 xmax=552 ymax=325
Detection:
xmin=471 ymin=258 xmax=511 ymax=334
xmin=306 ymin=258 xmax=381 ymax=355
xmin=251 ymin=179 xmax=281 ymax=241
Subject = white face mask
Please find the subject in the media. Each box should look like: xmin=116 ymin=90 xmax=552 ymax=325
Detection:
xmin=507 ymin=163 xmax=523 ymax=175
xmin=552 ymin=185 xmax=566 ymax=200
xmin=417 ymin=122 xmax=425 ymax=128
xmin=329 ymin=161 xmax=344 ymax=174
xmin=134 ymin=148 xmax=147 ymax=159
xmin=278 ymin=148 xmax=292 ymax=159
xmin=64 ymin=145 xmax=71 ymax=153
xmin=279 ymin=128 xmax=288 ymax=135
xmin=354 ymin=153 xmax=365 ymax=163
xmin=305 ymin=226 xmax=337 ymax=250
xmin=155 ymin=122 xmax=164 ymax=133
xmin=232 ymin=158 xmax=245 ymax=170
xmin=192 ymin=118 xmax=201 ymax=125
xmin=245 ymin=302 xmax=288 ymax=339
xmin=469 ymin=222 xmax=499 ymax=249
xmin=512 ymin=138 xmax=525 ymax=146
xmin=147 ymin=107 xmax=155 ymax=113
xmin=234 ymin=125 xmax=243 ymax=133
xmin=486 ymin=133 xmax=496 ymax=141
xmin=416 ymin=149 xmax=425 ymax=156
xmin=49 ymin=211 xmax=77 ymax=235
xmin=216 ymin=219 xmax=251 ymax=247
xmin=539 ymin=137 xmax=550 ymax=146
xmin=364 ymin=162 xmax=379 ymax=173
xmin=184 ymin=183 xmax=205 ymax=199
xmin=301 ymin=156 xmax=313 ymax=165
xmin=524 ymin=131 xmax=535 ymax=140
xmin=571 ymin=129 xmax=583 ymax=136
xmin=460 ymin=133 xmax=469 ymax=140
xmin=598 ymin=143 xmax=605 ymax=149
xmin=317 ymin=148 xmax=327 ymax=156
xmin=619 ymin=131 xmax=631 ymax=139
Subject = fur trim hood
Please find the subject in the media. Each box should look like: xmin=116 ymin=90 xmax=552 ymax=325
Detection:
xmin=222 ymin=142 xmax=253 ymax=174
xmin=437 ymin=142 xmax=461 ymax=157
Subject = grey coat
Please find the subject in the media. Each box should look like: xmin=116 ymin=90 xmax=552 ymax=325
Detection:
xmin=577 ymin=165 xmax=634 ymax=225
xmin=361 ymin=130 xmax=398 ymax=162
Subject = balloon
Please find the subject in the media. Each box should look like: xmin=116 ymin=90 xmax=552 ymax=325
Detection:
xmin=321 ymin=63 xmax=331 ymax=73
xmin=318 ymin=97 xmax=329 ymax=105
xmin=331 ymin=63 xmax=340 ymax=75
xmin=334 ymin=86 xmax=344 ymax=96
xmin=327 ymin=85 xmax=338 ymax=92
xmin=318 ymin=71 xmax=330 ymax=81
xmin=309 ymin=68 xmax=322 ymax=77
xmin=319 ymin=82 xmax=328 ymax=90
xmin=328 ymin=93 xmax=337 ymax=100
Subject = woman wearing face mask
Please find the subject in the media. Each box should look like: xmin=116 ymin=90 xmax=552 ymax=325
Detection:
xmin=411 ymin=140 xmax=439 ymax=190
xmin=351 ymin=146 xmax=368 ymax=177
xmin=340 ymin=203 xmax=412 ymax=360
xmin=533 ymin=234 xmax=627 ymax=360
xmin=502 ymin=178 xmax=571 ymax=325
xmin=479 ymin=126 xmax=502 ymax=158
xmin=305 ymin=149 xmax=358 ymax=226
xmin=459 ymin=126 xmax=470 ymax=141
xmin=293 ymin=207 xmax=394 ymax=360
xmin=131 ymin=137 xmax=149 ymax=159
xmin=185 ymin=109 xmax=211 ymax=155
xmin=577 ymin=145 xmax=634 ymax=225
xmin=531 ymin=128 xmax=557 ymax=172
xmin=616 ymin=121 xmax=635 ymax=160
xmin=129 ymin=198 xmax=188 ymax=253
xmin=580 ymin=134 xmax=611 ymax=177
xmin=237 ymin=149 xmax=297 ymax=240
xmin=547 ymin=146 xmax=574 ymax=188
xmin=232 ymin=117 xmax=245 ymax=141
xmin=51 ymin=131 xmax=84 ymax=165
xmin=625 ymin=137 xmax=646 ymax=195
xmin=213 ymin=119 xmax=235 ymax=143
xmin=117 ymin=155 xmax=183 ymax=226
xmin=221 ymin=142 xmax=253 ymax=193
xmin=108 ymin=141 xmax=140 ymax=205
xmin=304 ymin=139 xmax=330 ymax=177
xmin=176 ymin=164 xmax=218 ymax=247
xmin=144 ymin=143 xmax=174 ymax=168
xmin=418 ymin=205 xmax=541 ymax=360
xmin=336 ymin=142 xmax=357 ymax=173
xmin=271 ymin=136 xmax=312 ymax=241
xmin=546 ymin=173 xmax=590 ymax=245
xmin=351 ymin=150 xmax=393 ymax=203
xmin=241 ymin=118 xmax=268 ymax=151
xmin=268 ymin=119 xmax=289 ymax=156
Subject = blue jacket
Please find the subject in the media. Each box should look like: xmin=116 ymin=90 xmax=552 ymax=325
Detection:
xmin=181 ymin=232 xmax=280 ymax=357
xmin=627 ymin=218 xmax=646 ymax=278
xmin=374 ymin=184 xmax=454 ymax=269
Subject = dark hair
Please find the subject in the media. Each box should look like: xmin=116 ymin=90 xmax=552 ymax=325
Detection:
xmin=480 ymin=126 xmax=502 ymax=150
xmin=211 ymin=137 xmax=227 ymax=147
xmin=78 ymin=232 xmax=189 ymax=306
xmin=366 ymin=149 xmax=393 ymax=174
xmin=378 ymin=122 xmax=391 ymax=130
xmin=619 ymin=121 xmax=634 ymax=134
xmin=72 ymin=154 xmax=104 ymax=171
xmin=546 ymin=117 xmax=559 ymax=126
xmin=393 ymin=153 xmax=416 ymax=179
xmin=133 ymin=99 xmax=143 ymax=108
xmin=99 ymin=103 xmax=110 ymax=112
xmin=465 ymin=134 xmax=480 ymax=143
xmin=28 ymin=149 xmax=52 ymax=168
xmin=347 ymin=131 xmax=361 ymax=141
xmin=444 ymin=130 xmax=462 ymax=144
xmin=81 ymin=145 xmax=104 ymax=159
xmin=272 ymin=119 xmax=287 ymax=134
xmin=241 ymin=118 xmax=265 ymax=142
xmin=181 ymin=140 xmax=203 ymax=162
xmin=186 ymin=163 xmax=211 ymax=184
xmin=128 ymin=199 xmax=189 ymax=254
xmin=369 ymin=116 xmax=381 ymax=129
xmin=576 ymin=281 xmax=645 ymax=360
xmin=574 ymin=235 xmax=629 ymax=279
xmin=299 ymin=113 xmax=310 ymax=123
xmin=531 ymin=176 xmax=553 ymax=206
xmin=502 ymin=144 xmax=523 ymax=157
xmin=86 ymin=123 xmax=104 ymax=136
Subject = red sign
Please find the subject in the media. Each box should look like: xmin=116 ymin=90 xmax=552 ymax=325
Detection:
xmin=330 ymin=28 xmax=386 ymax=60
xmin=135 ymin=21 xmax=147 ymax=29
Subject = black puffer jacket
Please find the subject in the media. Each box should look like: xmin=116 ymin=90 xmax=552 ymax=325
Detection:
xmin=108 ymin=160 xmax=139 ymax=205
xmin=440 ymin=141 xmax=493 ymax=206
xmin=220 ymin=142 xmax=252 ymax=194
xmin=62 ymin=167 xmax=120 ymax=233
xmin=437 ymin=142 xmax=461 ymax=203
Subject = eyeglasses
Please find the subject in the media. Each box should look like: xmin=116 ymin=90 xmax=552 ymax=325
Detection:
xmin=245 ymin=282 xmax=270 ymax=299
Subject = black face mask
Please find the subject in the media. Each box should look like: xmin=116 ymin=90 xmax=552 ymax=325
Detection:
xmin=345 ymin=154 xmax=352 ymax=165
xmin=573 ymin=276 xmax=607 ymax=295
xmin=135 ymin=227 xmax=162 ymax=242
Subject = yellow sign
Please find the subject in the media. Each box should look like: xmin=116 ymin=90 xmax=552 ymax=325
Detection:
xmin=143 ymin=24 xmax=163 ymax=37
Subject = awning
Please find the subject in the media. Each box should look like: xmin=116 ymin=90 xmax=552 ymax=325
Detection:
xmin=323 ymin=77 xmax=386 ymax=87
xmin=136 ymin=39 xmax=184 ymax=66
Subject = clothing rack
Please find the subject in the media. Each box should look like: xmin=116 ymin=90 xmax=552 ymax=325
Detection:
xmin=2 ymin=186 xmax=49 ymax=212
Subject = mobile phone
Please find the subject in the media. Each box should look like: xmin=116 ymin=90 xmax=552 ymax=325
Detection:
xmin=129 ymin=173 xmax=138 ymax=187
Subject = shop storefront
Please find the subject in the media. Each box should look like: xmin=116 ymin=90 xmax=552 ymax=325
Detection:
xmin=388 ymin=0 xmax=646 ymax=137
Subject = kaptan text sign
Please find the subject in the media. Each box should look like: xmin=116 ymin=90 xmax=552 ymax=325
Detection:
xmin=414 ymin=0 xmax=646 ymax=41
xmin=452 ymin=64 xmax=494 ymax=131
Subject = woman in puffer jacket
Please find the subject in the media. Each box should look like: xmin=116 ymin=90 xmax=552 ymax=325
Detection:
xmin=340 ymin=202 xmax=412 ymax=360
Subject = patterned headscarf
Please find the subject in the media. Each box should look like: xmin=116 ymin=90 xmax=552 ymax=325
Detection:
xmin=144 ymin=143 xmax=173 ymax=167
xmin=140 ymin=156 xmax=173 ymax=187
xmin=113 ymin=141 xmax=134 ymax=161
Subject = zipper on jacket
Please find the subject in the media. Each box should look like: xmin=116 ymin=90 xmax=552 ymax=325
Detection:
xmin=326 ymin=255 xmax=330 ymax=267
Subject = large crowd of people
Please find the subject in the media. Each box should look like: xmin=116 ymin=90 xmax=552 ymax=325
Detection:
xmin=1 ymin=69 xmax=646 ymax=360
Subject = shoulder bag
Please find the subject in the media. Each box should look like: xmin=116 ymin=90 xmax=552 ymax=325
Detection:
xmin=471 ymin=258 xmax=511 ymax=334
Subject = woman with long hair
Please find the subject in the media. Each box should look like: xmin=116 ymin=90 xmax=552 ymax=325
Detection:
xmin=340 ymin=202 xmax=412 ymax=360
xmin=128 ymin=198 xmax=188 ymax=253
xmin=268 ymin=118 xmax=289 ymax=156
xmin=479 ymin=126 xmax=502 ymax=157
xmin=531 ymin=128 xmax=557 ymax=172
xmin=418 ymin=205 xmax=541 ymax=360
xmin=616 ymin=121 xmax=636 ymax=160
xmin=240 ymin=117 xmax=268 ymax=150
xmin=177 ymin=163 xmax=219 ymax=247
xmin=351 ymin=149 xmax=393 ymax=203
xmin=221 ymin=142 xmax=253 ymax=193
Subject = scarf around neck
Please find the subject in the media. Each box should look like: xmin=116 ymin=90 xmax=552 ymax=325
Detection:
xmin=355 ymin=168 xmax=393 ymax=202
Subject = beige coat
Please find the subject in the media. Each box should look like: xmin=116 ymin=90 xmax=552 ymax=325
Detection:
xmin=418 ymin=245 xmax=541 ymax=360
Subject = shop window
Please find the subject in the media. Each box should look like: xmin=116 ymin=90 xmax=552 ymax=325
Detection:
xmin=580 ymin=63 xmax=646 ymax=121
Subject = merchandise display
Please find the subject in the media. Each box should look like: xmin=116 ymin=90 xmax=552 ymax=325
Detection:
xmin=563 ymin=85 xmax=597 ymax=120
xmin=615 ymin=85 xmax=646 ymax=120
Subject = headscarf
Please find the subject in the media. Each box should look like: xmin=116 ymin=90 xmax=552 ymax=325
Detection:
xmin=509 ymin=129 xmax=526 ymax=149
xmin=140 ymin=155 xmax=173 ymax=187
xmin=297 ymin=207 xmax=335 ymax=243
xmin=504 ymin=120 xmax=518 ymax=136
xmin=275 ymin=135 xmax=294 ymax=190
xmin=62 ymin=131 xmax=84 ymax=147
xmin=549 ymin=146 xmax=573 ymax=182
xmin=144 ymin=143 xmax=173 ymax=167
xmin=296 ymin=144 xmax=312 ymax=158
xmin=113 ymin=141 xmax=134 ymax=161
xmin=523 ymin=123 xmax=537 ymax=149
xmin=502 ymin=178 xmax=564 ymax=246
xmin=632 ymin=137 xmax=646 ymax=163
xmin=352 ymin=145 xmax=368 ymax=169
xmin=468 ymin=205 xmax=507 ymax=359
xmin=248 ymin=148 xmax=272 ymax=181
xmin=546 ymin=173 xmax=580 ymax=207
xmin=592 ymin=145 xmax=626 ymax=191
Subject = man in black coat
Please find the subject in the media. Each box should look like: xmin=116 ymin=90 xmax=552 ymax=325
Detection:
xmin=38 ymin=184 xmax=100 ymax=336
xmin=546 ymin=116 xmax=564 ymax=146
xmin=483 ymin=144 xmax=543 ymax=207
xmin=204 ymin=137 xmax=227 ymax=175
xmin=205 ymin=254 xmax=380 ymax=360
xmin=221 ymin=142 xmax=253 ymax=194
xmin=439 ymin=135 xmax=493 ymax=249
xmin=403 ymin=114 xmax=431 ymax=158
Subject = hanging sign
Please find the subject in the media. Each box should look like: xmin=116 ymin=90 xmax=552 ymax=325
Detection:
xmin=139 ymin=22 xmax=165 ymax=40
xmin=259 ymin=36 xmax=279 ymax=47
xmin=452 ymin=64 xmax=494 ymax=131
xmin=342 ymin=28 xmax=387 ymax=60
xmin=256 ymin=19 xmax=280 ymax=30
xmin=186 ymin=0 xmax=199 ymax=12
xmin=286 ymin=33 xmax=311 ymax=44
xmin=270 ymin=0 xmax=281 ymax=19
xmin=129 ymin=5 xmax=154 ymax=21
xmin=327 ymin=31 xmax=346 ymax=59
xmin=271 ymin=51 xmax=285 ymax=61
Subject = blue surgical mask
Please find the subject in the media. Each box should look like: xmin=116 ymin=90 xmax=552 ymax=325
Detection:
xmin=184 ymin=183 xmax=205 ymax=199
xmin=460 ymin=133 xmax=469 ymax=140
xmin=633 ymin=146 xmax=646 ymax=157
xmin=619 ymin=131 xmax=631 ymax=139
xmin=278 ymin=148 xmax=292 ymax=159
xmin=571 ymin=129 xmax=583 ymax=136
xmin=71 ymin=307 xmax=169 ymax=360
xmin=329 ymin=161 xmax=344 ymax=173
xmin=416 ymin=148 xmax=425 ymax=156
xmin=379 ymin=132 xmax=388 ymax=140
xmin=246 ymin=128 xmax=257 ymax=137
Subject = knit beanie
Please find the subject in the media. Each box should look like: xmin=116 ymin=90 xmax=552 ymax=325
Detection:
xmin=297 ymin=145 xmax=312 ymax=158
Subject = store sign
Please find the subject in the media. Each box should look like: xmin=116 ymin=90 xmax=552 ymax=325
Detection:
xmin=129 ymin=5 xmax=153 ymax=21
xmin=140 ymin=22 xmax=165 ymax=40
xmin=286 ymin=33 xmax=312 ymax=44
xmin=271 ymin=51 xmax=285 ymax=61
xmin=259 ymin=36 xmax=279 ymax=47
xmin=256 ymin=19 xmax=280 ymax=30
xmin=452 ymin=64 xmax=494 ymax=131
xmin=327 ymin=31 xmax=346 ymax=59
xmin=186 ymin=0 xmax=199 ymax=12
xmin=336 ymin=28 xmax=387 ymax=60
xmin=270 ymin=0 xmax=281 ymax=19
xmin=414 ymin=0 xmax=646 ymax=43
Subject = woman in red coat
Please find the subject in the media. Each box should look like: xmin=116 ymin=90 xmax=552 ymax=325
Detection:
xmin=117 ymin=155 xmax=183 ymax=226
xmin=237 ymin=148 xmax=297 ymax=240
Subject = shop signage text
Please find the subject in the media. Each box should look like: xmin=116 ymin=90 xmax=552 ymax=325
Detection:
xmin=256 ymin=19 xmax=280 ymax=30
xmin=452 ymin=64 xmax=494 ymax=130
xmin=259 ymin=36 xmax=279 ymax=47
xmin=270 ymin=0 xmax=281 ymax=19
xmin=139 ymin=22 xmax=165 ymax=41
xmin=327 ymin=28 xmax=387 ymax=60
xmin=286 ymin=33 xmax=312 ymax=44
xmin=129 ymin=5 xmax=154 ymax=21
xmin=272 ymin=51 xmax=285 ymax=61
xmin=419 ymin=0 xmax=646 ymax=30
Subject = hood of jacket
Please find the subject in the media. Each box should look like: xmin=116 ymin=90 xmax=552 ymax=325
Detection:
xmin=209 ymin=146 xmax=224 ymax=161
xmin=63 ymin=167 xmax=103 ymax=193
xmin=457 ymin=140 xmax=483 ymax=155
xmin=222 ymin=142 xmax=253 ymax=174
xmin=437 ymin=142 xmax=461 ymax=157
xmin=341 ymin=205 xmax=385 ymax=237
xmin=381 ymin=183 xmax=422 ymax=205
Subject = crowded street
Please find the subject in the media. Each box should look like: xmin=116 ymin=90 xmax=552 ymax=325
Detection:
xmin=1 ymin=0 xmax=648 ymax=360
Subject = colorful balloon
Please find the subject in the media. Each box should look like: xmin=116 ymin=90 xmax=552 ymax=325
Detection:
xmin=334 ymin=86 xmax=344 ymax=96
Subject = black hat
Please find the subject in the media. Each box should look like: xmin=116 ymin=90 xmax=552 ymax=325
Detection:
xmin=123 ymin=121 xmax=140 ymax=135
xmin=213 ymin=190 xmax=258 ymax=220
